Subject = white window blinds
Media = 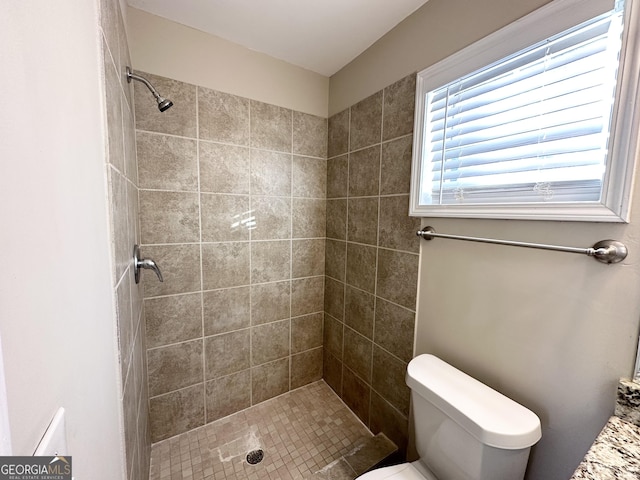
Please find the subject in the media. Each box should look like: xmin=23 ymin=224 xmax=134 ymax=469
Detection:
xmin=421 ymin=4 xmax=624 ymax=207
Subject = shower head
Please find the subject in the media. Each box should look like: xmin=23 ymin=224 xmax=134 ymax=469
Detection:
xmin=126 ymin=66 xmax=174 ymax=112
xmin=157 ymin=98 xmax=174 ymax=112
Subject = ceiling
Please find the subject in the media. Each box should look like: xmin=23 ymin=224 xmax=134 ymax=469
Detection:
xmin=126 ymin=0 xmax=430 ymax=76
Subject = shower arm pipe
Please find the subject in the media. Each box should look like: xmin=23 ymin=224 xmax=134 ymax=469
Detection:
xmin=126 ymin=67 xmax=162 ymax=101
xmin=416 ymin=226 xmax=628 ymax=264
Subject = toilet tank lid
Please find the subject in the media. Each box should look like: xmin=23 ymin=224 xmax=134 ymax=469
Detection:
xmin=406 ymin=355 xmax=542 ymax=450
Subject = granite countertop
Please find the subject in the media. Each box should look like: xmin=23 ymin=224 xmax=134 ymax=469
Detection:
xmin=570 ymin=380 xmax=640 ymax=479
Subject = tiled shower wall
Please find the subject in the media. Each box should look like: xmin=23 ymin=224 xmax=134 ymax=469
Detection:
xmin=100 ymin=0 xmax=150 ymax=479
xmin=135 ymin=73 xmax=328 ymax=442
xmin=323 ymin=74 xmax=420 ymax=454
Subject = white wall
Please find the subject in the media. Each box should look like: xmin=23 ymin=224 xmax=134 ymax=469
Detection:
xmin=414 ymin=215 xmax=640 ymax=479
xmin=329 ymin=0 xmax=640 ymax=478
xmin=0 ymin=1 xmax=125 ymax=478
xmin=126 ymin=7 xmax=330 ymax=118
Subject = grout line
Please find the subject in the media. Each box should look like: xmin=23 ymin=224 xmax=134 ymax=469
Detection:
xmin=134 ymin=130 xmax=326 ymax=160
xmin=248 ymin=99 xmax=254 ymax=408
xmin=339 ymin=106 xmax=352 ymax=398
xmin=289 ymin=111 xmax=294 ymax=393
xmin=140 ymin=188 xmax=326 ymax=200
xmin=370 ymin=87 xmax=385 ymax=428
xmin=195 ymin=85 xmax=208 ymax=425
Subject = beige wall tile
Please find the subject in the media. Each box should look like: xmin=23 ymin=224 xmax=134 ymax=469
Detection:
xmin=99 ymin=0 xmax=119 ymax=69
xmin=291 ymin=348 xmax=323 ymax=389
xmin=376 ymin=249 xmax=418 ymax=309
xmin=251 ymin=319 xmax=290 ymax=365
xmin=345 ymin=286 xmax=374 ymax=339
xmin=203 ymin=286 xmax=250 ymax=336
xmin=198 ymin=87 xmax=249 ymax=145
xmin=201 ymin=242 xmax=250 ymax=290
xmin=291 ymin=313 xmax=323 ymax=353
xmin=134 ymin=72 xmax=197 ymax=138
xmin=117 ymin=272 xmax=133 ymax=382
xmin=346 ymin=243 xmax=377 ymax=294
xmin=370 ymin=392 xmax=408 ymax=454
xmin=323 ymin=349 xmax=343 ymax=395
xmin=149 ymin=384 xmax=205 ymax=442
xmin=148 ymin=340 xmax=203 ymax=396
xmin=324 ymin=277 xmax=345 ymax=320
xmin=327 ymin=155 xmax=348 ymax=199
xmin=322 ymin=79 xmax=416 ymax=454
xmin=252 ymin=196 xmax=291 ymax=240
xmin=292 ymin=239 xmax=325 ymax=278
xmin=205 ymin=370 xmax=251 ymax=423
xmin=380 ymin=135 xmax=413 ymax=195
xmin=347 ymin=197 xmax=379 ymax=245
xmin=324 ymin=314 xmax=344 ymax=360
xmin=126 ymin=175 xmax=140 ymax=248
xmin=378 ymin=195 xmax=421 ymax=253
xmin=350 ymin=92 xmax=382 ymax=151
xmin=251 ymin=240 xmax=291 ymax=283
xmin=382 ymin=74 xmax=416 ymax=141
xmin=342 ymin=367 xmax=370 ymax=425
xmin=139 ymin=191 xmax=200 ymax=244
xmin=328 ymin=109 xmax=349 ymax=158
xmin=142 ymin=244 xmax=201 ymax=298
xmin=250 ymin=150 xmax=292 ymax=196
xmin=374 ymin=299 xmax=415 ymax=363
xmin=109 ymin=168 xmax=129 ymax=284
xmin=136 ymin=71 xmax=419 ymax=442
xmin=291 ymin=276 xmax=324 ymax=317
xmin=199 ymin=142 xmax=250 ymax=194
xmin=293 ymin=112 xmax=327 ymax=158
xmin=326 ymin=199 xmax=347 ymax=240
xmin=343 ymin=327 xmax=372 ymax=382
xmin=204 ymin=329 xmax=250 ymax=379
xmin=122 ymin=369 xmax=137 ymax=476
xmin=292 ymin=198 xmax=326 ymax=239
xmin=251 ymin=281 xmax=291 ymax=325
xmin=325 ymin=240 xmax=346 ymax=282
xmin=104 ymin=8 xmax=152 ymax=472
xmin=145 ymin=293 xmax=203 ymax=348
xmin=200 ymin=194 xmax=250 ymax=242
xmin=372 ymin=347 xmax=410 ymax=415
xmin=349 ymin=146 xmax=381 ymax=197
xmin=251 ymin=358 xmax=289 ymax=404
xmin=124 ymin=106 xmax=138 ymax=185
xmin=250 ymin=100 xmax=292 ymax=152
xmin=104 ymin=52 xmax=125 ymax=173
xmin=293 ymin=156 xmax=327 ymax=198
xmin=137 ymin=133 xmax=198 ymax=191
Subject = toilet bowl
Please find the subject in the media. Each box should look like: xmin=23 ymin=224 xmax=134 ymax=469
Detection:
xmin=358 ymin=355 xmax=541 ymax=480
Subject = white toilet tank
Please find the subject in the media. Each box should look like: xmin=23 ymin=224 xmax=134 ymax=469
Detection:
xmin=407 ymin=355 xmax=541 ymax=480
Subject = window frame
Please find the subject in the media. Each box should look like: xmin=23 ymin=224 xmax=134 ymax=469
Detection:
xmin=409 ymin=0 xmax=640 ymax=222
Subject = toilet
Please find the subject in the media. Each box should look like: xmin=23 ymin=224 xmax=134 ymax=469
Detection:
xmin=359 ymin=355 xmax=541 ymax=480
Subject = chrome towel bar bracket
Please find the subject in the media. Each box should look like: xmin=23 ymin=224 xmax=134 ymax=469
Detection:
xmin=416 ymin=227 xmax=628 ymax=264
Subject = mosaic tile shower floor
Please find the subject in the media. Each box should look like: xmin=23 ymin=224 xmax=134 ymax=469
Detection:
xmin=148 ymin=381 xmax=372 ymax=480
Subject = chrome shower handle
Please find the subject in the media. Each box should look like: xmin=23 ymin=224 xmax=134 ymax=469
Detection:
xmin=133 ymin=245 xmax=164 ymax=284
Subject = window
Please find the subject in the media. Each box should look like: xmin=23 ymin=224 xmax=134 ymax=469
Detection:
xmin=410 ymin=0 xmax=640 ymax=221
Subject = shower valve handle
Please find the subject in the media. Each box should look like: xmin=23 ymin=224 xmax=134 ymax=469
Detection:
xmin=133 ymin=245 xmax=163 ymax=284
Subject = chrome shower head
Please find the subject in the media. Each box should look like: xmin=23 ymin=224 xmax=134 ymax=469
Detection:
xmin=157 ymin=98 xmax=174 ymax=112
xmin=126 ymin=66 xmax=174 ymax=112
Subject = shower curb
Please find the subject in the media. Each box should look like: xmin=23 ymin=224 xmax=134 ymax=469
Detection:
xmin=306 ymin=433 xmax=398 ymax=479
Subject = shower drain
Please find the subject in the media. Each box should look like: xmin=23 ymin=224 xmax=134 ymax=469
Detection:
xmin=246 ymin=449 xmax=264 ymax=465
